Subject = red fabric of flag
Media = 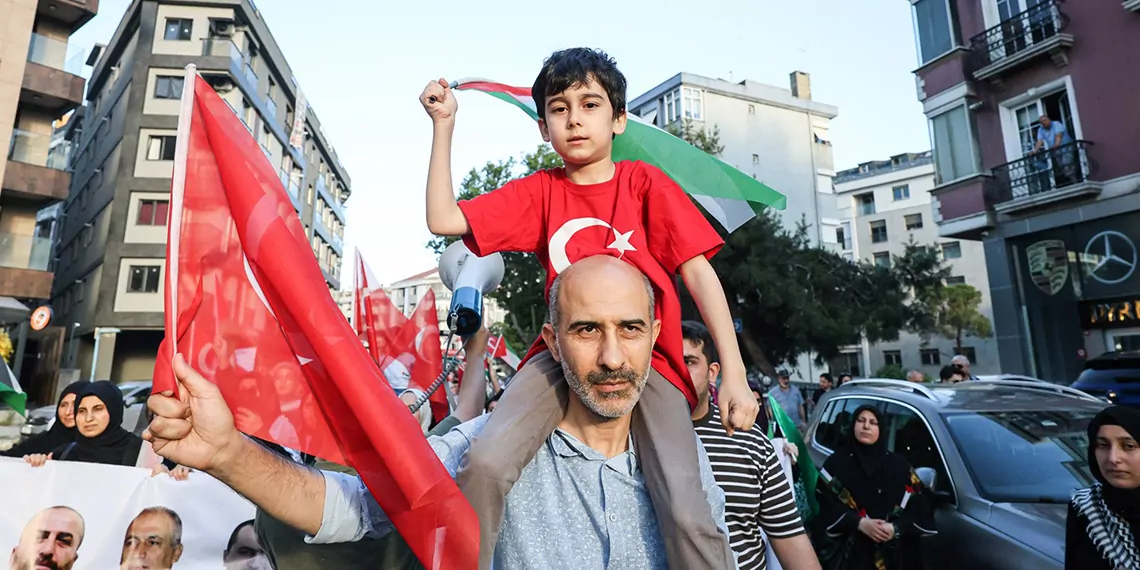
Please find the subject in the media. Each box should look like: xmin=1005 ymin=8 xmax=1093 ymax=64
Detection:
xmin=154 ymin=74 xmax=477 ymax=569
xmin=407 ymin=290 xmax=447 ymax=422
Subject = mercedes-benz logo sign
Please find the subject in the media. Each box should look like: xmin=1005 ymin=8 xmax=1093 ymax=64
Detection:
xmin=1083 ymin=230 xmax=1137 ymax=285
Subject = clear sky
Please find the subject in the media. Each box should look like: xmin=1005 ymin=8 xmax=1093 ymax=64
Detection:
xmin=70 ymin=0 xmax=931 ymax=286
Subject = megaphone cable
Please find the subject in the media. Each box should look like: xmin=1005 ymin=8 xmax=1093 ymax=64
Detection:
xmin=408 ymin=328 xmax=460 ymax=414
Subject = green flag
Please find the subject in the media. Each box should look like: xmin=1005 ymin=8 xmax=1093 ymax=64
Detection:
xmin=0 ymin=358 xmax=26 ymax=416
xmin=768 ymin=393 xmax=820 ymax=521
xmin=453 ymin=79 xmax=787 ymax=232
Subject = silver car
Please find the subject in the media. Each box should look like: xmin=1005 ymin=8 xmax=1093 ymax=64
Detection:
xmin=805 ymin=378 xmax=1105 ymax=570
xmin=21 ymin=381 xmax=153 ymax=437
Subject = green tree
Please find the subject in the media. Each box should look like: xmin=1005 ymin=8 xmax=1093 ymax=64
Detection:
xmin=671 ymin=122 xmax=950 ymax=375
xmin=874 ymin=363 xmax=907 ymax=380
xmin=427 ymin=145 xmax=562 ymax=349
xmin=936 ymin=284 xmax=993 ymax=351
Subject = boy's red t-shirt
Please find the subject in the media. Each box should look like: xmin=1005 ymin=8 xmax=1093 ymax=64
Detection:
xmin=457 ymin=160 xmax=723 ymax=408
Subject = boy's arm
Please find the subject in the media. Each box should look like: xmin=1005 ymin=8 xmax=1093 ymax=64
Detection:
xmin=680 ymin=255 xmax=758 ymax=435
xmin=420 ymin=79 xmax=469 ymax=236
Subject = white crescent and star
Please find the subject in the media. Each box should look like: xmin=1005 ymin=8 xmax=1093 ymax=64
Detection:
xmin=548 ymin=217 xmax=638 ymax=274
xmin=243 ymin=253 xmax=313 ymax=366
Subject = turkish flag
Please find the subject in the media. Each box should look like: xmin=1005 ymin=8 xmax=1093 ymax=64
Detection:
xmin=154 ymin=72 xmax=477 ymax=569
xmin=406 ymin=290 xmax=447 ymax=422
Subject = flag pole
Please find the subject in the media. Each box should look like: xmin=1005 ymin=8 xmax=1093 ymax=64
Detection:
xmin=167 ymin=64 xmax=197 ymax=363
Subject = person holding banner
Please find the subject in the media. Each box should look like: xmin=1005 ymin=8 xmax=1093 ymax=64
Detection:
xmin=22 ymin=382 xmax=188 ymax=479
xmin=3 ymin=380 xmax=89 ymax=458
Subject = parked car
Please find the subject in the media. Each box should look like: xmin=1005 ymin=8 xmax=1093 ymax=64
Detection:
xmin=976 ymin=374 xmax=1051 ymax=384
xmin=805 ymin=378 xmax=1105 ymax=570
xmin=1070 ymin=351 xmax=1140 ymax=406
xmin=20 ymin=380 xmax=153 ymax=437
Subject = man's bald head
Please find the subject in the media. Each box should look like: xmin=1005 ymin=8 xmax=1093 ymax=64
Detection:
xmin=10 ymin=506 xmax=85 ymax=570
xmin=543 ymin=256 xmax=659 ymax=420
xmin=549 ymin=255 xmax=655 ymax=329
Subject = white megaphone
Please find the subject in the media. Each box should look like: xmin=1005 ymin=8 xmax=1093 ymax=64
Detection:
xmin=438 ymin=241 xmax=505 ymax=336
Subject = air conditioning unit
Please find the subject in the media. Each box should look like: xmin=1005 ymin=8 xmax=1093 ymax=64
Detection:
xmin=205 ymin=75 xmax=236 ymax=93
xmin=210 ymin=20 xmax=236 ymax=36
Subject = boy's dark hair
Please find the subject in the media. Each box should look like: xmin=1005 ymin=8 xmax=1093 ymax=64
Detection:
xmin=532 ymin=48 xmax=627 ymax=121
xmin=680 ymin=320 xmax=718 ymax=365
xmin=939 ymin=365 xmax=964 ymax=382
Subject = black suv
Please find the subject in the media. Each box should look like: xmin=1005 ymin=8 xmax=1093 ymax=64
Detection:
xmin=805 ymin=379 xmax=1105 ymax=570
xmin=1071 ymin=351 xmax=1140 ymax=406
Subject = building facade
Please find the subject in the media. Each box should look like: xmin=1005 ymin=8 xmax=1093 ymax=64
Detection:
xmin=627 ymin=72 xmax=841 ymax=247
xmin=835 ymin=151 xmax=998 ymax=377
xmin=909 ymin=0 xmax=1140 ymax=382
xmin=0 ymin=0 xmax=97 ymax=402
xmin=54 ymin=0 xmax=349 ymax=383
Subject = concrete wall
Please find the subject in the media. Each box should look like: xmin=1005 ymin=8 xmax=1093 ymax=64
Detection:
xmin=0 ymin=0 xmax=37 ymax=186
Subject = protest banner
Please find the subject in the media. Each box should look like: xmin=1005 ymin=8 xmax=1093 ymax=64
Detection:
xmin=1 ymin=458 xmax=262 ymax=570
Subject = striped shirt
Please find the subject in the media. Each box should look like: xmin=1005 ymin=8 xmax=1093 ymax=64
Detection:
xmin=694 ymin=405 xmax=806 ymax=570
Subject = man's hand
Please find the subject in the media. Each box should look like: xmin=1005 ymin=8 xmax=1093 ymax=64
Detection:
xmin=716 ymin=364 xmax=760 ymax=436
xmin=143 ymin=353 xmax=244 ymax=474
xmin=463 ymin=325 xmax=490 ymax=358
xmin=420 ymin=78 xmax=457 ymax=123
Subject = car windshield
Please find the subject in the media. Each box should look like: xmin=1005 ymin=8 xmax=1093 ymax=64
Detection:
xmin=944 ymin=410 xmax=1097 ymax=503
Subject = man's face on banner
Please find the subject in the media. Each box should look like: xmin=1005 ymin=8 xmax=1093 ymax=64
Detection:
xmin=222 ymin=523 xmax=271 ymax=570
xmin=9 ymin=507 xmax=84 ymax=570
xmin=120 ymin=510 xmax=183 ymax=570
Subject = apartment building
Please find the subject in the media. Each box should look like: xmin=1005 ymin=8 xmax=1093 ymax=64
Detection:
xmin=627 ymin=71 xmax=841 ymax=245
xmin=53 ymin=0 xmax=350 ymax=383
xmin=909 ymin=0 xmax=1140 ymax=381
xmin=834 ymin=151 xmax=998 ymax=377
xmin=0 ymin=0 xmax=96 ymax=402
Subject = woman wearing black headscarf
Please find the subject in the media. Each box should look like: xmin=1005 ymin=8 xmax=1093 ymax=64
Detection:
xmin=1067 ymin=406 xmax=1140 ymax=570
xmin=2 ymin=380 xmax=88 ymax=457
xmin=22 ymin=381 xmax=184 ymax=477
xmin=817 ymin=405 xmax=936 ymax=570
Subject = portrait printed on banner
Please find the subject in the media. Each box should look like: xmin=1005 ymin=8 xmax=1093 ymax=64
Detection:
xmin=9 ymin=506 xmax=86 ymax=570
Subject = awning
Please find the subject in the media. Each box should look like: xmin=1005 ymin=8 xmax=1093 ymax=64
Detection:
xmin=0 ymin=297 xmax=31 ymax=325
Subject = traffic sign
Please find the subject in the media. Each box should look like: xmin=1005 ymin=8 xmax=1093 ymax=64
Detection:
xmin=30 ymin=306 xmax=52 ymax=331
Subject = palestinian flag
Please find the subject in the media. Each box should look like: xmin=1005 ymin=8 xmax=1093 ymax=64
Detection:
xmin=0 ymin=358 xmax=26 ymax=415
xmin=453 ymin=78 xmax=787 ymax=232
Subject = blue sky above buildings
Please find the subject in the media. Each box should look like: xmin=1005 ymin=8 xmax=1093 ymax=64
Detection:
xmin=71 ymin=0 xmax=933 ymax=284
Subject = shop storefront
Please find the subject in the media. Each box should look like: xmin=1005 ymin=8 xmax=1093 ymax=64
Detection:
xmin=1008 ymin=212 xmax=1140 ymax=382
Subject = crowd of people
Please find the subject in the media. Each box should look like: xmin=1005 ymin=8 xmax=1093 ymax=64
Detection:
xmin=7 ymin=44 xmax=1139 ymax=570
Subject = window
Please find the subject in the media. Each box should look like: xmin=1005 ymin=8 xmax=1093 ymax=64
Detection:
xmin=913 ymin=0 xmax=960 ymax=64
xmin=154 ymin=76 xmax=184 ymax=99
xmin=905 ymin=213 xmax=924 ymax=230
xmin=137 ymin=199 xmax=170 ymax=226
xmin=942 ymin=241 xmax=962 ymax=259
xmin=241 ymin=98 xmax=254 ymax=131
xmin=163 ymin=18 xmax=193 ymax=41
xmin=920 ymin=349 xmax=941 ymax=366
xmin=813 ymin=397 xmax=877 ymax=452
xmin=836 ymin=226 xmax=849 ymax=250
xmin=945 ymin=411 xmax=1094 ymax=503
xmin=946 ymin=276 xmax=966 ymax=285
xmin=893 ymin=184 xmax=911 ymax=201
xmin=81 ymin=226 xmax=92 ymax=247
xmin=884 ymin=350 xmax=903 ymax=366
xmin=881 ymin=402 xmax=949 ymax=495
xmin=146 ymin=135 xmax=177 ymax=161
xmin=127 ymin=266 xmax=161 ymax=293
xmin=870 ymin=220 xmax=888 ymax=243
xmin=682 ymin=87 xmax=703 ymax=120
xmin=664 ymin=89 xmax=680 ymax=124
xmin=74 ymin=280 xmax=84 ymax=304
xmin=858 ymin=193 xmax=876 ymax=215
xmin=874 ymin=252 xmax=891 ymax=268
xmin=955 ymin=346 xmax=976 ymax=363
xmin=930 ymin=106 xmax=979 ymax=183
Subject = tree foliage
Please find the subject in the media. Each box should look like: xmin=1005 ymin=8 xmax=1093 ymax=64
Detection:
xmin=427 ymin=145 xmax=562 ymax=350
xmin=935 ymin=284 xmax=993 ymax=350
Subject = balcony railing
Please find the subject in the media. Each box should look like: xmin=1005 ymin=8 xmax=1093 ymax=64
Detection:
xmin=0 ymin=233 xmax=52 ymax=272
xmin=992 ymin=140 xmax=1094 ymax=203
xmin=26 ymin=33 xmax=85 ymax=75
xmin=8 ymin=129 xmax=71 ymax=170
xmin=969 ymin=0 xmax=1068 ymax=71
